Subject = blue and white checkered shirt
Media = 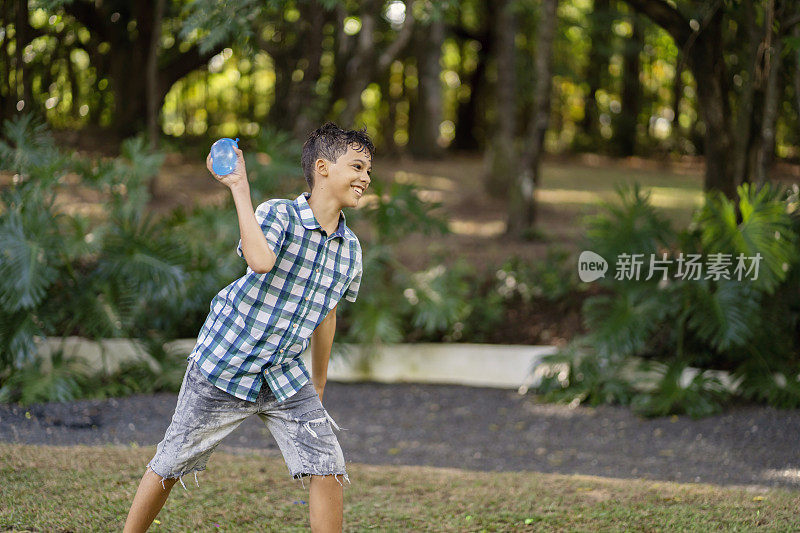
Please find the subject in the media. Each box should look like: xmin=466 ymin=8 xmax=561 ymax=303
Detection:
xmin=187 ymin=192 xmax=362 ymax=403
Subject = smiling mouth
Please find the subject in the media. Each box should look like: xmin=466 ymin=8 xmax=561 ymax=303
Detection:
xmin=351 ymin=185 xmax=365 ymax=197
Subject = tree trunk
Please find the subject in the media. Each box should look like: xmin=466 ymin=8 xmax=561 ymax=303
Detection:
xmin=453 ymin=28 xmax=491 ymax=151
xmin=339 ymin=1 xmax=379 ymax=128
xmin=623 ymin=0 xmax=737 ymax=200
xmin=579 ymin=0 xmax=613 ymax=144
xmin=752 ymin=0 xmax=784 ymax=184
xmin=1 ymin=0 xmax=12 ymax=118
xmin=337 ymin=0 xmax=414 ymax=128
xmin=507 ymin=0 xmax=558 ymax=237
xmin=58 ymin=0 xmax=223 ymax=138
xmin=408 ymin=17 xmax=445 ymax=158
xmin=794 ymin=21 xmax=800 ymax=128
xmin=482 ymin=0 xmax=517 ymax=197
xmin=147 ymin=0 xmax=166 ymax=198
xmin=378 ymin=66 xmax=399 ymax=156
xmin=147 ymin=0 xmax=165 ymax=151
xmin=291 ymin=1 xmax=328 ymax=138
xmin=691 ymin=13 xmax=736 ymax=199
xmin=15 ymin=0 xmax=33 ymax=112
xmin=615 ymin=9 xmax=642 ymax=156
xmin=732 ymin=0 xmax=763 ymax=187
xmin=669 ymin=52 xmax=684 ymax=150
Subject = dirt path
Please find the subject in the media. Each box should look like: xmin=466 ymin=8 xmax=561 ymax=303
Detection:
xmin=2 ymin=381 xmax=798 ymax=491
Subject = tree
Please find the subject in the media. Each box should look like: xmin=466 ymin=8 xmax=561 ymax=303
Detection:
xmin=481 ymin=0 xmax=518 ymax=197
xmin=336 ymin=0 xmax=417 ymax=129
xmin=507 ymin=0 xmax=559 ymax=236
xmin=614 ymin=7 xmax=643 ymax=156
xmin=621 ymin=0 xmax=794 ymax=199
xmin=29 ymin=0 xmax=226 ymax=138
xmin=579 ymin=0 xmax=615 ymax=146
xmin=407 ymin=11 xmax=445 ymax=158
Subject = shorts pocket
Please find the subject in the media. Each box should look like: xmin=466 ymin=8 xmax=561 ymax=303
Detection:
xmin=291 ymin=408 xmax=341 ymax=472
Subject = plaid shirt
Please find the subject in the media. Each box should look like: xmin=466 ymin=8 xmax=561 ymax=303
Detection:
xmin=187 ymin=192 xmax=362 ymax=403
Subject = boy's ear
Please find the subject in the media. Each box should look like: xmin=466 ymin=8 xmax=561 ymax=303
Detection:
xmin=314 ymin=158 xmax=329 ymax=177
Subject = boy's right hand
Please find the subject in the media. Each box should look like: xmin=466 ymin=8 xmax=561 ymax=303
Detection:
xmin=207 ymin=146 xmax=248 ymax=190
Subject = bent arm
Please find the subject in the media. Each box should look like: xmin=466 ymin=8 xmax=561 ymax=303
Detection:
xmin=231 ymin=183 xmax=277 ymax=274
xmin=310 ymin=304 xmax=337 ymax=401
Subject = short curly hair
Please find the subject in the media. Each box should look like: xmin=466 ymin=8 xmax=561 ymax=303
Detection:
xmin=301 ymin=122 xmax=375 ymax=190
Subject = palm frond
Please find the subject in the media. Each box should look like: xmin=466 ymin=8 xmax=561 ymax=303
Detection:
xmin=684 ymin=279 xmax=761 ymax=352
xmin=631 ymin=359 xmax=730 ymax=419
xmin=0 ymin=210 xmax=59 ymax=312
xmin=582 ymin=283 xmax=672 ymax=360
xmin=583 ymin=182 xmax=675 ymax=285
xmin=697 ymin=182 xmax=799 ymax=294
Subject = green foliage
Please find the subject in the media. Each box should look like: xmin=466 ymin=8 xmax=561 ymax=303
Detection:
xmin=352 ymin=179 xmax=450 ymax=244
xmin=402 ymin=261 xmax=474 ymax=340
xmin=181 ymin=0 xmax=341 ymax=55
xmin=532 ymin=341 xmax=638 ymax=407
xmin=0 ymin=196 xmax=60 ymax=313
xmin=0 ymin=115 xmax=189 ymax=404
xmin=73 ymin=341 xmax=188 ymax=399
xmin=582 ymin=283 xmax=671 ymax=360
xmin=244 ymin=125 xmax=304 ymax=198
xmin=494 ymin=248 xmax=577 ymax=303
xmin=732 ymin=360 xmax=800 ymax=410
xmin=696 ymin=182 xmax=799 ymax=294
xmin=630 ymin=360 xmax=729 ymax=419
xmin=338 ymin=176 xmax=454 ymax=345
xmin=535 ymin=181 xmax=800 ymax=415
xmin=0 ymin=350 xmax=89 ymax=405
xmin=583 ymin=183 xmax=674 ymax=283
xmin=683 ymin=279 xmax=761 ymax=353
xmin=339 ymin=245 xmax=405 ymax=351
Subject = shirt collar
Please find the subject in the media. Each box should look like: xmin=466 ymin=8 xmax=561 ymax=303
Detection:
xmin=294 ymin=192 xmax=348 ymax=238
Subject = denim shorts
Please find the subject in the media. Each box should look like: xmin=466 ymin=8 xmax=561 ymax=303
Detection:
xmin=146 ymin=359 xmax=349 ymax=491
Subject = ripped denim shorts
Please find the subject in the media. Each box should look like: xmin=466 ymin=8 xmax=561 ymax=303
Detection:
xmin=146 ymin=359 xmax=349 ymax=491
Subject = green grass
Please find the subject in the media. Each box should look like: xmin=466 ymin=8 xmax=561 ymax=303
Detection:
xmin=539 ymin=160 xmax=705 ymax=234
xmin=1 ymin=443 xmax=798 ymax=532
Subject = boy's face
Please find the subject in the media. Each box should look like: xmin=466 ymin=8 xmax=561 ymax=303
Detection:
xmin=315 ymin=143 xmax=372 ymax=208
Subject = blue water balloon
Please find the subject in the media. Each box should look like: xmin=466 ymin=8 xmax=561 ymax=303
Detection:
xmin=210 ymin=137 xmax=240 ymax=176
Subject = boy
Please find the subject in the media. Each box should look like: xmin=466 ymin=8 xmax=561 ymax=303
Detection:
xmin=123 ymin=122 xmax=373 ymax=532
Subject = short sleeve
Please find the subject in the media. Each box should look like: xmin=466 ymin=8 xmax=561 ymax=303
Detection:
xmin=237 ymin=200 xmax=287 ymax=259
xmin=343 ymin=264 xmax=362 ymax=302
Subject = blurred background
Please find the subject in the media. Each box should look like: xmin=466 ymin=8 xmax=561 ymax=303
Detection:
xmin=0 ymin=0 xmax=798 ymax=418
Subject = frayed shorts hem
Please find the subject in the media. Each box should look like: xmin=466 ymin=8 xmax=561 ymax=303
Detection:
xmin=146 ymin=461 xmax=206 ymax=491
xmin=291 ymin=470 xmax=351 ymax=489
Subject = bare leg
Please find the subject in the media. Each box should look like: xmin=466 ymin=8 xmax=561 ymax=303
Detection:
xmin=123 ymin=466 xmax=180 ymax=533
xmin=309 ymin=474 xmax=344 ymax=532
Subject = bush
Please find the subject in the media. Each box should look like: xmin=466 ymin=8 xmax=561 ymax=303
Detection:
xmin=533 ymin=181 xmax=800 ymax=415
xmin=0 ymin=115 xmax=189 ymax=403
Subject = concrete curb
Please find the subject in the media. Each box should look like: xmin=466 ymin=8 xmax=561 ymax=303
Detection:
xmin=35 ymin=337 xmax=753 ymax=393
xmin=35 ymin=337 xmax=557 ymax=390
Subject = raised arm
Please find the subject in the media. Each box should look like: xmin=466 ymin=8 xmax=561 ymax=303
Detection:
xmin=206 ymin=148 xmax=277 ymax=274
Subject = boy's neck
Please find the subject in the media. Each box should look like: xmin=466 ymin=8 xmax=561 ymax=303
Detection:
xmin=306 ymin=192 xmax=342 ymax=235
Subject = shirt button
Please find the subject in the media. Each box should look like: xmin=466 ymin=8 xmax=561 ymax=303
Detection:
xmin=305 ymin=296 xmax=310 ymax=301
xmin=292 ymin=323 xmax=297 ymax=328
xmin=315 ymin=268 xmax=320 ymax=273
xmin=280 ymin=349 xmax=284 ymax=353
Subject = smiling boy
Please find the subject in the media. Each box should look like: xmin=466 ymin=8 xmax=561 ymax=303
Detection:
xmin=123 ymin=122 xmax=373 ymax=532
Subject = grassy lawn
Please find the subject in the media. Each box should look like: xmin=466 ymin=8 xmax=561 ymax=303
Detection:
xmin=540 ymin=159 xmax=705 ymax=233
xmin=1 ymin=443 xmax=798 ymax=532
